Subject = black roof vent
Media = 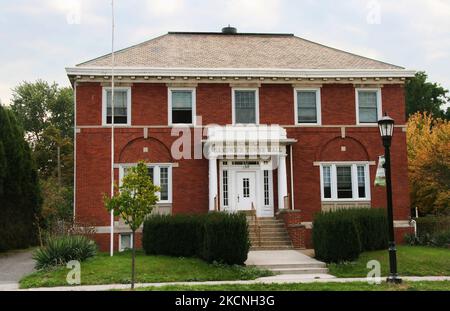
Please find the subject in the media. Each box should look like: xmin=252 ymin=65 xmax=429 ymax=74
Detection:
xmin=222 ymin=25 xmax=237 ymax=34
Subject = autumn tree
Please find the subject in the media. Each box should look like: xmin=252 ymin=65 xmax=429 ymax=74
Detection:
xmin=407 ymin=112 xmax=450 ymax=215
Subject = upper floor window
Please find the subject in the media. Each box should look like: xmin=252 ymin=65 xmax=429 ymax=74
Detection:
xmin=232 ymin=89 xmax=259 ymax=124
xmin=295 ymin=88 xmax=321 ymax=125
xmin=102 ymin=87 xmax=131 ymax=126
xmin=356 ymin=88 xmax=382 ymax=124
xmin=168 ymin=88 xmax=196 ymax=125
xmin=320 ymin=163 xmax=371 ymax=201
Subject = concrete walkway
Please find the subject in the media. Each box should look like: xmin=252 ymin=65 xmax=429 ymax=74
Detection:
xmin=245 ymin=250 xmax=330 ymax=275
xmin=0 ymin=249 xmax=35 ymax=290
xmin=12 ymin=276 xmax=450 ymax=291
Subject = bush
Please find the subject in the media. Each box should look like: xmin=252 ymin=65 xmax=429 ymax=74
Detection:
xmin=143 ymin=214 xmax=204 ymax=257
xmin=313 ymin=208 xmax=388 ymax=263
xmin=416 ymin=216 xmax=450 ymax=237
xmin=33 ymin=235 xmax=96 ymax=270
xmin=313 ymin=211 xmax=361 ymax=263
xmin=202 ymin=213 xmax=250 ymax=265
xmin=405 ymin=230 xmax=450 ymax=248
xmin=143 ymin=212 xmax=250 ymax=265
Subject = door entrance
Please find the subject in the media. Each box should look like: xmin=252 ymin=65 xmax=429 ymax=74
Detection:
xmin=236 ymin=172 xmax=256 ymax=211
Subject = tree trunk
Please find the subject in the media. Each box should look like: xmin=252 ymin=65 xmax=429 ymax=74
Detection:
xmin=131 ymin=230 xmax=136 ymax=290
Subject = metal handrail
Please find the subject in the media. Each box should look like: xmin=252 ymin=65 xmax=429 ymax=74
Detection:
xmin=251 ymin=202 xmax=261 ymax=247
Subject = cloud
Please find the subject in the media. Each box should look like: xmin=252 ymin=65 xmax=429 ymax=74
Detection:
xmin=146 ymin=0 xmax=185 ymax=15
xmin=221 ymin=0 xmax=282 ymax=30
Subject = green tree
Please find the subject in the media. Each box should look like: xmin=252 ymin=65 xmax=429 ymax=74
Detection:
xmin=104 ymin=162 xmax=159 ymax=289
xmin=10 ymin=80 xmax=74 ymax=143
xmin=0 ymin=105 xmax=42 ymax=251
xmin=406 ymin=72 xmax=449 ymax=120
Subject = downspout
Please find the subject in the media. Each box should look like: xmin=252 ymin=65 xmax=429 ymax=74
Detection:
xmin=110 ymin=0 xmax=115 ymax=257
xmin=290 ymin=144 xmax=295 ymax=210
xmin=73 ymin=81 xmax=77 ymax=221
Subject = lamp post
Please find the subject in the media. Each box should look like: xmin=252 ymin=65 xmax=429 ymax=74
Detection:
xmin=378 ymin=114 xmax=402 ymax=284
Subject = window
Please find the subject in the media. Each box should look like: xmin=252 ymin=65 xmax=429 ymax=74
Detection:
xmin=233 ymin=89 xmax=259 ymax=124
xmin=356 ymin=89 xmax=382 ymax=124
xmin=320 ymin=163 xmax=370 ymax=201
xmin=295 ymin=89 xmax=321 ymax=124
xmin=169 ymin=88 xmax=196 ymax=125
xmin=119 ymin=233 xmax=133 ymax=252
xmin=243 ymin=178 xmax=250 ymax=197
xmin=322 ymin=166 xmax=332 ymax=199
xmin=263 ymin=170 xmax=270 ymax=206
xmin=102 ymin=87 xmax=131 ymax=125
xmin=120 ymin=164 xmax=172 ymax=203
xmin=223 ymin=170 xmax=228 ymax=207
xmin=336 ymin=166 xmax=352 ymax=199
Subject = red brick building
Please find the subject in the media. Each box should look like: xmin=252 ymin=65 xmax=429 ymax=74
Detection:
xmin=66 ymin=28 xmax=415 ymax=252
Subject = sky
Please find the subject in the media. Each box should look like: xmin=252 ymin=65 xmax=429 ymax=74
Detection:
xmin=0 ymin=0 xmax=449 ymax=106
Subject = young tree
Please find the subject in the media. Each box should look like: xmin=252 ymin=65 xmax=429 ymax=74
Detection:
xmin=405 ymin=72 xmax=449 ymax=120
xmin=407 ymin=112 xmax=450 ymax=215
xmin=103 ymin=162 xmax=159 ymax=289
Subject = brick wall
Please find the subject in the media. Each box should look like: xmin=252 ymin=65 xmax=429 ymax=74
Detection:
xmin=75 ymin=82 xmax=411 ymax=251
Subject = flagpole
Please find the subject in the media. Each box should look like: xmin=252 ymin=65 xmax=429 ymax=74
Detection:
xmin=110 ymin=0 xmax=115 ymax=257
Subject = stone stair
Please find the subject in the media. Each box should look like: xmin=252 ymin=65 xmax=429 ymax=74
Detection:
xmin=248 ymin=217 xmax=293 ymax=250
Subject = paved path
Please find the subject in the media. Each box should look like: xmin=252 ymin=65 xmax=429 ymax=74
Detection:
xmin=0 ymin=249 xmax=35 ymax=290
xmin=14 ymin=276 xmax=450 ymax=291
xmin=245 ymin=250 xmax=322 ymax=266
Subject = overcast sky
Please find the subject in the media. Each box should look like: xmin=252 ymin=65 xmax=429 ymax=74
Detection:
xmin=0 ymin=0 xmax=449 ymax=105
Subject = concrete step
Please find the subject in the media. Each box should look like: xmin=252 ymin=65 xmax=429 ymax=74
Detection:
xmin=249 ymin=224 xmax=285 ymax=229
xmin=249 ymin=237 xmax=291 ymax=243
xmin=251 ymin=242 xmax=293 ymax=248
xmin=270 ymin=267 xmax=329 ymax=275
xmin=250 ymin=246 xmax=294 ymax=250
xmin=256 ymin=262 xmax=326 ymax=269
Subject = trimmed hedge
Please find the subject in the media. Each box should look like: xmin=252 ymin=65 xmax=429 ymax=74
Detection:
xmin=143 ymin=212 xmax=250 ymax=265
xmin=313 ymin=208 xmax=388 ymax=263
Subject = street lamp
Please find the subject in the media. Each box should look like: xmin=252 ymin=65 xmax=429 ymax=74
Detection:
xmin=378 ymin=113 xmax=402 ymax=284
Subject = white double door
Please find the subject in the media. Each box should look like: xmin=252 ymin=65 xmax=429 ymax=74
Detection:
xmin=223 ymin=168 xmax=273 ymax=217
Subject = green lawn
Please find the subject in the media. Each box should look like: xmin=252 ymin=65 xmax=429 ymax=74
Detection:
xmin=19 ymin=251 xmax=272 ymax=289
xmin=139 ymin=281 xmax=450 ymax=291
xmin=329 ymin=246 xmax=450 ymax=278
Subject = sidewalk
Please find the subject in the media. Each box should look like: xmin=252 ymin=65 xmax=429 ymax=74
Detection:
xmin=8 ymin=275 xmax=450 ymax=291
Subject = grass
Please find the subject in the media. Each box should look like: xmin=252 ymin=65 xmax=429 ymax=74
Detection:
xmin=329 ymin=246 xmax=450 ymax=277
xmin=138 ymin=281 xmax=450 ymax=291
xmin=19 ymin=251 xmax=272 ymax=289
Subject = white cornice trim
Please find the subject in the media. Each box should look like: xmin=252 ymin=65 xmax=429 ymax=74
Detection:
xmin=66 ymin=67 xmax=416 ymax=78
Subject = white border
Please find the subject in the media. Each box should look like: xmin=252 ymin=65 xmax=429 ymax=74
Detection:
xmin=232 ymin=88 xmax=260 ymax=125
xmin=294 ymin=87 xmax=322 ymax=125
xmin=118 ymin=233 xmax=133 ymax=252
xmin=168 ymin=87 xmax=196 ymax=126
xmin=355 ymin=88 xmax=382 ymax=125
xmin=67 ymin=67 xmax=416 ymax=78
xmin=102 ymin=86 xmax=132 ymax=126
xmin=118 ymin=163 xmax=173 ymax=203
xmin=319 ymin=162 xmax=371 ymax=202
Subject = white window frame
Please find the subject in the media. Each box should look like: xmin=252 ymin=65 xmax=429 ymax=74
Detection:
xmin=294 ymin=88 xmax=322 ymax=125
xmin=168 ymin=87 xmax=196 ymax=126
xmin=118 ymin=233 xmax=133 ymax=252
xmin=355 ymin=88 xmax=382 ymax=125
xmin=102 ymin=87 xmax=132 ymax=126
xmin=232 ymin=88 xmax=260 ymax=125
xmin=118 ymin=163 xmax=173 ymax=203
xmin=319 ymin=162 xmax=371 ymax=201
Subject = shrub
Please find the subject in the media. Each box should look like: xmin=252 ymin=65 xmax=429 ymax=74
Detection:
xmin=143 ymin=212 xmax=250 ymax=265
xmin=416 ymin=216 xmax=450 ymax=237
xmin=350 ymin=208 xmax=388 ymax=251
xmin=33 ymin=235 xmax=96 ymax=270
xmin=313 ymin=211 xmax=361 ymax=263
xmin=313 ymin=208 xmax=388 ymax=263
xmin=143 ymin=214 xmax=204 ymax=257
xmin=201 ymin=213 xmax=250 ymax=265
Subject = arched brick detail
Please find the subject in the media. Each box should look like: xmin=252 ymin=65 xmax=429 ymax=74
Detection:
xmin=316 ymin=136 xmax=370 ymax=161
xmin=118 ymin=136 xmax=173 ymax=163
